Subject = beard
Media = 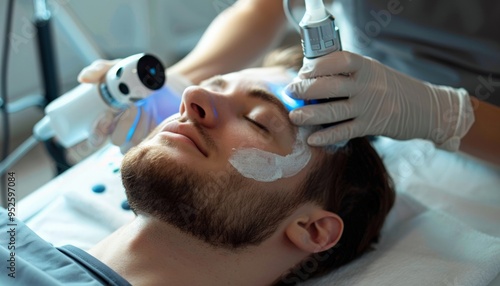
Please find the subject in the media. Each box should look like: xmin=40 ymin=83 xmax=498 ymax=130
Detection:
xmin=120 ymin=138 xmax=303 ymax=249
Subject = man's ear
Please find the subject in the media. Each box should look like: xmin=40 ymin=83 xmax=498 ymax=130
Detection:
xmin=285 ymin=209 xmax=343 ymax=253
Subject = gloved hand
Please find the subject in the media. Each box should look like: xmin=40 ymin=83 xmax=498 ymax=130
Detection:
xmin=78 ymin=59 xmax=190 ymax=153
xmin=286 ymin=51 xmax=475 ymax=151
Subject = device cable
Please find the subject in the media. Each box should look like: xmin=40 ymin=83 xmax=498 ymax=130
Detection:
xmin=283 ymin=0 xmax=301 ymax=32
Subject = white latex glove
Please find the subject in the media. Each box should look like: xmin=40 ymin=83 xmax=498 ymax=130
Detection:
xmin=286 ymin=51 xmax=475 ymax=151
xmin=78 ymin=59 xmax=190 ymax=153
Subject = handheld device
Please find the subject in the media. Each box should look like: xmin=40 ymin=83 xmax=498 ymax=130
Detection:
xmin=38 ymin=53 xmax=166 ymax=147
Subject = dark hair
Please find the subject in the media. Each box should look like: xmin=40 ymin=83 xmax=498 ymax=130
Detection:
xmin=263 ymin=47 xmax=395 ymax=284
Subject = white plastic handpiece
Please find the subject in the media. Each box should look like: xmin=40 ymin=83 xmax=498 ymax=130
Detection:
xmin=42 ymin=53 xmax=167 ymax=148
xmin=44 ymin=83 xmax=109 ymax=148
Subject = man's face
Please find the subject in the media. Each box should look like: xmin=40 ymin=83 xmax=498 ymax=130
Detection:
xmin=121 ymin=67 xmax=320 ymax=249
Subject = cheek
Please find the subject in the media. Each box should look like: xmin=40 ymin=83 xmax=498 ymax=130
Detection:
xmin=221 ymin=122 xmax=275 ymax=153
xmin=263 ymin=110 xmax=290 ymax=135
xmin=253 ymin=109 xmax=295 ymax=154
xmin=227 ymin=128 xmax=313 ymax=183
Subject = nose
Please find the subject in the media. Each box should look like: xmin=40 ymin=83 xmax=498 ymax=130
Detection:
xmin=180 ymin=86 xmax=218 ymax=128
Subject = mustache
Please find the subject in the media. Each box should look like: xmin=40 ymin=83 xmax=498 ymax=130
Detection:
xmin=146 ymin=114 xmax=217 ymax=154
xmin=179 ymin=117 xmax=217 ymax=153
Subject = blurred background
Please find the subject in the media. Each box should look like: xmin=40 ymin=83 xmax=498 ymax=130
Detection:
xmin=0 ymin=0 xmax=300 ymax=201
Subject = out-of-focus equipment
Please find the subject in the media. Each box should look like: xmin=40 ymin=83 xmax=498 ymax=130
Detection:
xmin=0 ymin=0 xmax=15 ymax=208
xmin=33 ymin=0 xmax=72 ymax=174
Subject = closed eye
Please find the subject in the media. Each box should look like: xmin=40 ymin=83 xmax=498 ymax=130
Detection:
xmin=245 ymin=116 xmax=269 ymax=133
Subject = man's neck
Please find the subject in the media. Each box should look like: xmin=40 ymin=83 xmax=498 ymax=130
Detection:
xmin=88 ymin=215 xmax=301 ymax=286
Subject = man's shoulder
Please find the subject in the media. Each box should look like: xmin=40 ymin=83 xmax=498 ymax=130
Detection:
xmin=0 ymin=207 xmax=103 ymax=285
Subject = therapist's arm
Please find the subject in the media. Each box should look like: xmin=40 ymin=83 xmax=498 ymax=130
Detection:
xmin=460 ymin=98 xmax=500 ymax=166
xmin=168 ymin=0 xmax=287 ymax=84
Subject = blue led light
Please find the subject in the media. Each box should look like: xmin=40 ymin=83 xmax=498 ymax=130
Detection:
xmin=123 ymin=86 xmax=183 ymax=142
xmin=267 ymin=83 xmax=305 ymax=111
xmin=125 ymin=104 xmax=142 ymax=143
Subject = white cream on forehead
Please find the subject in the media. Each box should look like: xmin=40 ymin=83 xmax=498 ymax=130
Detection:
xmin=228 ymin=128 xmax=312 ymax=182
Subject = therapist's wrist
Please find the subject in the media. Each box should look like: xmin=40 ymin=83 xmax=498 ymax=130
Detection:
xmin=166 ymin=69 xmax=193 ymax=95
xmin=431 ymin=86 xmax=475 ymax=152
xmin=167 ymin=60 xmax=212 ymax=85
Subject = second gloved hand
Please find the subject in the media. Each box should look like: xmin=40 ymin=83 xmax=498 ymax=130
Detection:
xmin=286 ymin=51 xmax=475 ymax=151
xmin=78 ymin=59 xmax=190 ymax=153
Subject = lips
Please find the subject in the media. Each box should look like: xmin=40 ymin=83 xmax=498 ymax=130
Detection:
xmin=161 ymin=121 xmax=208 ymax=157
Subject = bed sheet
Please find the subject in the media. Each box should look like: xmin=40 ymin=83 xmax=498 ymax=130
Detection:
xmin=18 ymin=138 xmax=500 ymax=285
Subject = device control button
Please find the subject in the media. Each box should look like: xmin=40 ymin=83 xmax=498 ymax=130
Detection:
xmin=321 ymin=25 xmax=334 ymax=39
xmin=312 ymin=44 xmax=321 ymax=50
xmin=92 ymin=184 xmax=106 ymax=193
xmin=325 ymin=40 xmax=334 ymax=48
xmin=119 ymin=83 xmax=129 ymax=95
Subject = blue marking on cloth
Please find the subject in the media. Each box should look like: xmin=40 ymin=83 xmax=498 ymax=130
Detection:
xmin=267 ymin=83 xmax=305 ymax=111
xmin=91 ymin=184 xmax=106 ymax=193
xmin=121 ymin=200 xmax=131 ymax=210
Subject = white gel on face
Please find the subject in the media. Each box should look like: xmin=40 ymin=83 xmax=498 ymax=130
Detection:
xmin=228 ymin=128 xmax=312 ymax=182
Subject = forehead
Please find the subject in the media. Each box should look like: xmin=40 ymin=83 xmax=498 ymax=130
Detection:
xmin=223 ymin=67 xmax=294 ymax=86
xmin=215 ymin=67 xmax=305 ymax=111
xmin=201 ymin=67 xmax=299 ymax=140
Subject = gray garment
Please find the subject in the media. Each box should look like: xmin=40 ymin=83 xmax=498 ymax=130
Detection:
xmin=334 ymin=0 xmax=500 ymax=106
xmin=0 ymin=208 xmax=130 ymax=286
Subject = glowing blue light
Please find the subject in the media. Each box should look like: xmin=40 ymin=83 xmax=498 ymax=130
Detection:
xmin=124 ymin=86 xmax=183 ymax=142
xmin=125 ymin=105 xmax=142 ymax=143
xmin=267 ymin=83 xmax=305 ymax=111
